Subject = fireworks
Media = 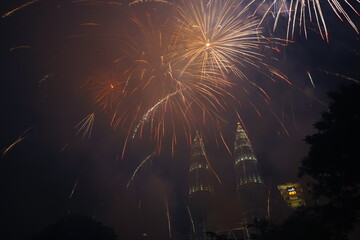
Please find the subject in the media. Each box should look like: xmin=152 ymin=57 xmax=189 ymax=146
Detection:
xmin=129 ymin=0 xmax=172 ymax=7
xmin=72 ymin=0 xmax=123 ymax=6
xmin=306 ymin=70 xmax=316 ymax=88
xmin=9 ymin=45 xmax=32 ymax=51
xmin=164 ymin=193 xmax=172 ymax=238
xmin=127 ymin=152 xmax=155 ymax=188
xmin=75 ymin=113 xmax=95 ymax=139
xmin=170 ymin=0 xmax=266 ymax=78
xmin=69 ymin=178 xmax=79 ymax=199
xmin=259 ymin=0 xmax=359 ymax=41
xmin=1 ymin=126 xmax=33 ymax=157
xmin=3 ymin=0 xmax=358 ymax=158
xmin=87 ymin=7 xmax=242 ymax=155
xmin=85 ymin=74 xmax=123 ymax=111
xmin=6 ymin=0 xmax=353 ymax=156
xmin=5 ymin=0 xmax=338 ymax=158
xmin=1 ymin=0 xmax=40 ymax=18
xmin=2 ymin=137 xmax=25 ymax=157
xmin=83 ymin=0 xmax=291 ymax=157
xmin=186 ymin=204 xmax=196 ymax=233
xmin=2 ymin=0 xmax=359 ymax=238
xmin=320 ymin=69 xmax=360 ymax=83
xmin=38 ymin=74 xmax=52 ymax=86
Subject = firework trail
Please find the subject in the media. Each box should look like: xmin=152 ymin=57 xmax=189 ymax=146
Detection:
xmin=38 ymin=74 xmax=52 ymax=86
xmin=267 ymin=188 xmax=271 ymax=219
xmin=186 ymin=204 xmax=196 ymax=233
xmin=2 ymin=138 xmax=25 ymax=157
xmin=230 ymin=230 xmax=239 ymax=240
xmin=2 ymin=0 xmax=40 ymax=18
xmin=69 ymin=178 xmax=79 ymax=199
xmin=129 ymin=0 xmax=172 ymax=6
xmin=80 ymin=22 xmax=101 ymax=26
xmin=2 ymin=126 xmax=33 ymax=157
xmin=75 ymin=113 xmax=95 ymax=139
xmin=127 ymin=152 xmax=155 ymax=188
xmin=61 ymin=143 xmax=69 ymax=152
xmin=197 ymin=131 xmax=222 ymax=184
xmin=320 ymin=69 xmax=360 ymax=83
xmin=269 ymin=108 xmax=290 ymax=136
xmin=307 ymin=70 xmax=316 ymax=88
xmin=164 ymin=193 xmax=172 ymax=238
xmin=131 ymin=90 xmax=182 ymax=139
xmin=219 ymin=131 xmax=232 ymax=156
xmin=9 ymin=46 xmax=32 ymax=51
xmin=72 ymin=0 xmax=122 ymax=6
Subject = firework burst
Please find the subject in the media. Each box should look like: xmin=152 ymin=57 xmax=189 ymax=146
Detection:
xmin=79 ymin=0 xmax=294 ymax=157
xmin=170 ymin=0 xmax=269 ymax=79
xmin=88 ymin=8 xmax=240 ymax=156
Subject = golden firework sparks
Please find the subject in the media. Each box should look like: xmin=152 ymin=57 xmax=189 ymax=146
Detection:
xmin=128 ymin=0 xmax=171 ymax=7
xmin=170 ymin=0 xmax=268 ymax=79
xmin=2 ymin=126 xmax=33 ymax=157
xmin=9 ymin=46 xmax=32 ymax=51
xmin=2 ymin=0 xmax=40 ymax=18
xmin=75 ymin=113 xmax=95 ymax=139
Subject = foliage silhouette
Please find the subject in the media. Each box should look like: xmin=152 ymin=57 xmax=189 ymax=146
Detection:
xmin=300 ymin=84 xmax=360 ymax=206
xmin=259 ymin=84 xmax=360 ymax=240
xmin=32 ymin=214 xmax=118 ymax=240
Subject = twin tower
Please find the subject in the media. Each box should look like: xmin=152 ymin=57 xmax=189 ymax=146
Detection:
xmin=188 ymin=123 xmax=266 ymax=240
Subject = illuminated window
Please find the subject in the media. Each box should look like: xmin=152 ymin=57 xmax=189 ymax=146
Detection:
xmin=288 ymin=190 xmax=297 ymax=196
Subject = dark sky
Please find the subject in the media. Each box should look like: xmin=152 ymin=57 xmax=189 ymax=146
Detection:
xmin=1 ymin=1 xmax=359 ymax=239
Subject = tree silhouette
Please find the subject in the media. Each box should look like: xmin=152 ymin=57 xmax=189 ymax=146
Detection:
xmin=261 ymin=204 xmax=356 ymax=240
xmin=299 ymin=84 xmax=360 ymax=207
xmin=32 ymin=214 xmax=118 ymax=240
xmin=262 ymin=84 xmax=360 ymax=240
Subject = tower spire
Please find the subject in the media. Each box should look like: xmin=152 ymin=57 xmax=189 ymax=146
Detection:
xmin=234 ymin=123 xmax=266 ymax=232
xmin=189 ymin=131 xmax=214 ymax=195
xmin=188 ymin=131 xmax=215 ymax=240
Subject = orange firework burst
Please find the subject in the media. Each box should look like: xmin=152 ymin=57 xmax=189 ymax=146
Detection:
xmin=88 ymin=9 xmax=234 ymax=156
xmin=86 ymin=1 xmax=290 ymax=156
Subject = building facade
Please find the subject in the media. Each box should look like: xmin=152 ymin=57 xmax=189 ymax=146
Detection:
xmin=234 ymin=123 xmax=267 ymax=228
xmin=188 ymin=131 xmax=215 ymax=240
xmin=278 ymin=183 xmax=306 ymax=211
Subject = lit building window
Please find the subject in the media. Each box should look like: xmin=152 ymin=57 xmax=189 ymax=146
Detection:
xmin=189 ymin=161 xmax=209 ymax=172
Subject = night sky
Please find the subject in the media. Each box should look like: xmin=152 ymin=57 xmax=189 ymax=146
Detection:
xmin=1 ymin=1 xmax=359 ymax=240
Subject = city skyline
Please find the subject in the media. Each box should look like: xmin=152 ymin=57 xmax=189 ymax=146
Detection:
xmin=1 ymin=1 xmax=359 ymax=239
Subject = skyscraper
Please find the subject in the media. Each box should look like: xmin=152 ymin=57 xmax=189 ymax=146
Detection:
xmin=188 ymin=131 xmax=215 ymax=240
xmin=234 ymin=122 xmax=266 ymax=226
xmin=278 ymin=183 xmax=306 ymax=211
